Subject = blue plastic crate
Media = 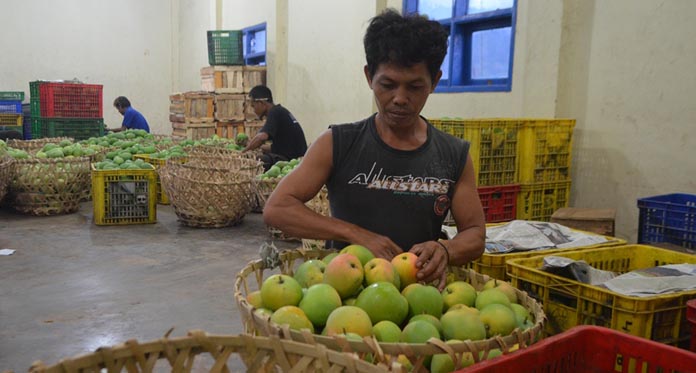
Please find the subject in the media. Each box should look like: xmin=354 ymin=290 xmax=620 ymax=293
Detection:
xmin=22 ymin=115 xmax=31 ymax=139
xmin=638 ymin=193 xmax=696 ymax=249
xmin=0 ymin=100 xmax=22 ymax=114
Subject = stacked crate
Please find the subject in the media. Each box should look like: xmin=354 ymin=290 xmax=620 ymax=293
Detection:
xmin=0 ymin=91 xmax=25 ymax=138
xmin=169 ymin=92 xmax=216 ymax=140
xmin=430 ymin=118 xmax=575 ymax=222
xmin=199 ymin=65 xmax=267 ymax=140
xmin=430 ymin=119 xmax=523 ymax=224
xmin=515 ymin=119 xmax=575 ymax=221
xmin=29 ymin=81 xmax=104 ymax=140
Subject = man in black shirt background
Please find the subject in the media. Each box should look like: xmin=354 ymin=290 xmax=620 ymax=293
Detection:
xmin=243 ymin=85 xmax=308 ymax=171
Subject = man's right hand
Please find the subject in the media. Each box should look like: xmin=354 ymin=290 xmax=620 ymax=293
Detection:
xmin=351 ymin=231 xmax=402 ymax=261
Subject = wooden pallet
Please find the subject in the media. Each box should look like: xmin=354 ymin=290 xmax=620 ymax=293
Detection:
xmin=244 ymin=119 xmax=264 ymax=139
xmin=200 ymin=66 xmax=267 ymax=94
xmin=214 ymin=94 xmax=245 ymax=121
xmin=216 ymin=120 xmax=244 ymax=139
xmin=169 ymin=91 xmax=215 ymax=122
xmin=171 ymin=121 xmax=216 ymax=140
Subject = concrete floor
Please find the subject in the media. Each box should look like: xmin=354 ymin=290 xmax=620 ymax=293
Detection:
xmin=0 ymin=202 xmax=298 ymax=371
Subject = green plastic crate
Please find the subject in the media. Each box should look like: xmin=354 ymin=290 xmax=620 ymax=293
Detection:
xmin=30 ymin=98 xmax=41 ymax=117
xmin=0 ymin=92 xmax=25 ymax=101
xmin=29 ymin=81 xmax=44 ymax=99
xmin=31 ymin=117 xmax=105 ymax=140
xmin=207 ymin=30 xmax=243 ymax=65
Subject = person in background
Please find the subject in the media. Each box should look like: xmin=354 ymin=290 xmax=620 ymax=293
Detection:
xmin=262 ymin=9 xmax=485 ymax=290
xmin=243 ymin=85 xmax=308 ymax=171
xmin=109 ymin=96 xmax=150 ymax=133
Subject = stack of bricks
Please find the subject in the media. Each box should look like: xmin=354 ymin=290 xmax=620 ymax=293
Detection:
xmin=200 ymin=65 xmax=266 ymax=140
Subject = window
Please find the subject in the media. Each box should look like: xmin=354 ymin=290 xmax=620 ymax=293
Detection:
xmin=404 ymin=0 xmax=517 ymax=92
xmin=242 ymin=23 xmax=266 ymax=65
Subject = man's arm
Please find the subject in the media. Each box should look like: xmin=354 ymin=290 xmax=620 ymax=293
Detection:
xmin=109 ymin=125 xmax=127 ymax=133
xmin=263 ymin=129 xmax=402 ymax=259
xmin=409 ymin=153 xmax=486 ymax=289
xmin=243 ymin=131 xmax=269 ymax=152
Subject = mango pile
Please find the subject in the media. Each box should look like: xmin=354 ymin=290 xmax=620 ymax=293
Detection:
xmin=249 ymin=245 xmax=536 ymax=372
xmin=258 ymin=158 xmax=301 ymax=179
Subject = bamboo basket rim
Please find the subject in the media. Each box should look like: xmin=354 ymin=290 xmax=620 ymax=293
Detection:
xmin=234 ymin=248 xmax=546 ymax=370
xmin=7 ymin=137 xmax=74 ymax=150
xmin=29 ymin=330 xmax=399 ymax=373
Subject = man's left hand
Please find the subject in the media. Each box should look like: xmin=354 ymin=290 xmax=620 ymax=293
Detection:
xmin=409 ymin=241 xmax=449 ymax=291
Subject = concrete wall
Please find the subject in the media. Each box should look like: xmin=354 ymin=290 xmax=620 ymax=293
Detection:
xmin=176 ymin=0 xmax=215 ymax=93
xmin=557 ymin=0 xmax=696 ymax=241
xmin=0 ymin=0 xmax=174 ymax=135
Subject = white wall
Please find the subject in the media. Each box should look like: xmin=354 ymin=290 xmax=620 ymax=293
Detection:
xmin=176 ymin=0 xmax=215 ymax=93
xmin=0 ymin=0 xmax=174 ymax=135
xmin=557 ymin=0 xmax=696 ymax=241
xmin=420 ymin=0 xmax=564 ymax=119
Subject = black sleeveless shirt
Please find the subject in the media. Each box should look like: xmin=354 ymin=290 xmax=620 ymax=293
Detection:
xmin=326 ymin=114 xmax=470 ymax=251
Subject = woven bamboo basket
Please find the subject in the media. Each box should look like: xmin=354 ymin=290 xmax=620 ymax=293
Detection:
xmin=187 ymin=145 xmax=262 ymax=161
xmin=8 ymin=157 xmax=91 ymax=215
xmin=28 ymin=330 xmax=398 ymax=373
xmin=261 ymin=185 xmax=331 ymax=242
xmin=160 ymin=158 xmax=260 ymax=228
xmin=0 ymin=156 xmax=14 ymax=203
xmin=235 ymin=248 xmax=546 ymax=372
xmin=6 ymin=137 xmax=73 ymax=152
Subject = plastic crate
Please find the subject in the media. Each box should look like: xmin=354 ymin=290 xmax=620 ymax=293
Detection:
xmin=29 ymin=81 xmax=43 ymax=99
xmin=688 ymin=299 xmax=696 ymax=352
xmin=479 ymin=184 xmax=520 ymax=223
xmin=91 ymin=165 xmax=157 ymax=225
xmin=430 ymin=118 xmax=521 ymax=186
xmin=638 ymin=193 xmax=696 ymax=249
xmin=207 ymin=30 xmax=244 ymax=66
xmin=517 ymin=181 xmax=571 ymax=221
xmin=22 ymin=115 xmax=31 ymax=139
xmin=0 ymin=125 xmax=23 ymax=135
xmin=507 ymin=244 xmax=696 ymax=346
xmin=471 ymin=227 xmax=625 ymax=281
xmin=465 ymin=325 xmax=696 ymax=373
xmin=30 ymin=98 xmax=41 ymax=117
xmin=31 ymin=117 xmax=104 ymax=140
xmin=133 ymin=154 xmax=188 ymax=205
xmin=0 ymin=91 xmax=24 ymax=101
xmin=0 ymin=100 xmax=22 ymax=114
xmin=39 ymin=82 xmax=103 ymax=118
xmin=518 ymin=119 xmax=575 ymax=183
xmin=0 ymin=113 xmax=22 ymax=127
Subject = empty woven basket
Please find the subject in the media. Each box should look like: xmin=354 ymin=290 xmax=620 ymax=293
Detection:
xmin=160 ymin=156 xmax=262 ymax=228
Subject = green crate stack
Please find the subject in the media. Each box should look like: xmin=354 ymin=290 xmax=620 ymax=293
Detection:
xmin=207 ymin=30 xmax=244 ymax=66
xmin=29 ymin=81 xmax=105 ymax=140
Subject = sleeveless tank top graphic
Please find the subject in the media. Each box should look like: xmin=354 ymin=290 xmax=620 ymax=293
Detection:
xmin=327 ymin=114 xmax=470 ymax=251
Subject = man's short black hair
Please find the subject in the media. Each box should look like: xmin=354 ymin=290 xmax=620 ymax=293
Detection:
xmin=364 ymin=8 xmax=448 ymax=83
xmin=248 ymin=85 xmax=274 ymax=104
xmin=113 ymin=96 xmax=131 ymax=109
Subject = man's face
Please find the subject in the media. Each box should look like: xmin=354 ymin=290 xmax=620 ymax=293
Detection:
xmin=365 ymin=62 xmax=441 ymax=128
xmin=250 ymin=99 xmax=266 ymax=118
xmin=115 ymin=105 xmax=126 ymax=115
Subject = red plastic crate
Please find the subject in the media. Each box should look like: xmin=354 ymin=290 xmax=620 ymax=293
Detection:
xmin=463 ymin=325 xmax=696 ymax=372
xmin=688 ymin=299 xmax=696 ymax=352
xmin=479 ymin=184 xmax=520 ymax=223
xmin=39 ymin=83 xmax=103 ymax=118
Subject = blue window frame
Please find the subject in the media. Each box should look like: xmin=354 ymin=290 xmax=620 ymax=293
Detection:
xmin=242 ymin=22 xmax=266 ymax=65
xmin=404 ymin=0 xmax=517 ymax=92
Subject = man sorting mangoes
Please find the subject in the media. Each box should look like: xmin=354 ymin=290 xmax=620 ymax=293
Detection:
xmin=263 ymin=9 xmax=485 ymax=290
xmin=243 ymin=85 xmax=308 ymax=171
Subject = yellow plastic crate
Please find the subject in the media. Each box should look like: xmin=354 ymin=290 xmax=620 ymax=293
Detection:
xmin=91 ymin=165 xmax=157 ymax=225
xmin=471 ymin=230 xmax=626 ymax=281
xmin=429 ymin=118 xmax=521 ymax=186
xmin=507 ymin=244 xmax=696 ymax=347
xmin=517 ymin=181 xmax=571 ymax=221
xmin=133 ymin=154 xmax=188 ymax=205
xmin=518 ymin=119 xmax=575 ymax=183
xmin=0 ymin=113 xmax=22 ymax=127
